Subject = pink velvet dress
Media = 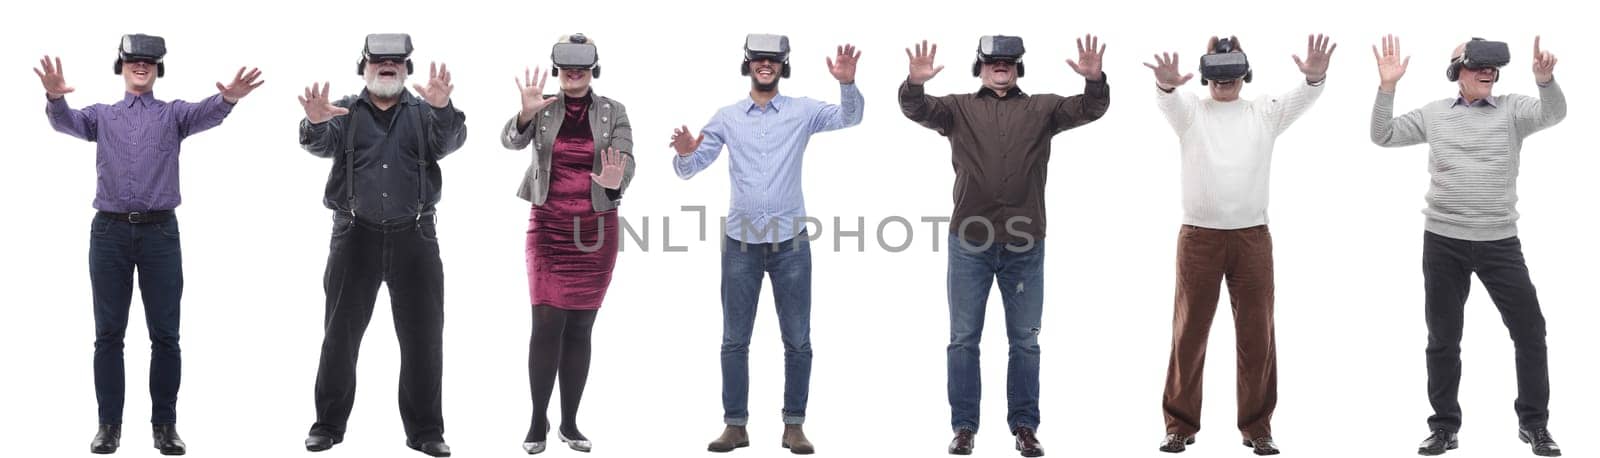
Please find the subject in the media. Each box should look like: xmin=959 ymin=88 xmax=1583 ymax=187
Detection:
xmin=525 ymin=94 xmax=619 ymax=310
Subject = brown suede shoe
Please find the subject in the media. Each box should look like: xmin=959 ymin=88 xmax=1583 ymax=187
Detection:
xmin=707 ymin=426 xmax=749 ymax=453
xmin=781 ymin=425 xmax=814 ymax=455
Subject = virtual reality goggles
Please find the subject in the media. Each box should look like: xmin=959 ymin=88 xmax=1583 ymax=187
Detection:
xmin=741 ymin=33 xmax=791 ymax=78
xmin=972 ymin=35 xmax=1025 ymax=77
xmin=358 ymin=33 xmax=414 ymax=76
xmin=1199 ymin=36 xmax=1251 ymax=85
xmin=551 ymin=34 xmax=600 ymax=78
xmin=114 ymin=34 xmax=166 ymax=77
xmin=1447 ymin=38 xmax=1509 ymax=82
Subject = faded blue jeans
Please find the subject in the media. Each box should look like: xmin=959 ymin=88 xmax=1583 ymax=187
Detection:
xmin=947 ymin=232 xmax=1045 ymax=433
xmin=720 ymin=232 xmax=812 ymax=425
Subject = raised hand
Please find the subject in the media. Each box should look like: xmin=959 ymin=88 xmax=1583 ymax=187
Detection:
xmin=32 ymin=55 xmax=75 ymax=99
xmin=1293 ymin=34 xmax=1336 ymax=82
xmin=670 ymin=125 xmax=704 ymax=157
xmin=826 ymin=44 xmax=861 ymax=83
xmin=217 ymin=67 xmax=265 ymax=103
xmin=516 ymin=66 xmax=559 ymax=125
xmin=298 ymin=82 xmax=350 ymax=124
xmin=1065 ymin=34 xmax=1106 ymax=81
xmin=1142 ymin=52 xmax=1194 ymax=91
xmin=1532 ymin=35 xmax=1557 ymax=84
xmin=590 ymin=147 xmax=627 ymax=189
xmin=1373 ymin=34 xmax=1410 ymax=92
xmin=905 ymin=40 xmax=945 ymax=85
xmin=412 ymin=62 xmax=454 ymax=108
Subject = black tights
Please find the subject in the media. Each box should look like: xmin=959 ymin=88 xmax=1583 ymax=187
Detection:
xmin=527 ymin=305 xmax=597 ymax=442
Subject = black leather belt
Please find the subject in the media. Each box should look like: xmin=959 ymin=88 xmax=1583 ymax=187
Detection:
xmin=98 ymin=210 xmax=174 ymax=224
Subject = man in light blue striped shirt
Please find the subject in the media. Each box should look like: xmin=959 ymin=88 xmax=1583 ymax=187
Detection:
xmin=672 ymin=34 xmax=863 ymax=455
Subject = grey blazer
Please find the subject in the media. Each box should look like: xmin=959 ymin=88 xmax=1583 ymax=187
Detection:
xmin=501 ymin=92 xmax=634 ymax=211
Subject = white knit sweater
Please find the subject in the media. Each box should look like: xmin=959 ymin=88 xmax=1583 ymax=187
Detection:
xmin=1157 ymin=82 xmax=1324 ymax=230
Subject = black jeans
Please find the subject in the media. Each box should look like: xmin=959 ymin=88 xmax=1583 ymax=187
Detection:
xmin=1422 ymin=231 xmax=1550 ymax=432
xmin=311 ymin=214 xmax=446 ymax=442
xmin=89 ymin=212 xmax=183 ymax=425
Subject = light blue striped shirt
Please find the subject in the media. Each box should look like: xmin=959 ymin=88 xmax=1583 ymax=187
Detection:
xmin=674 ymin=84 xmax=864 ymax=243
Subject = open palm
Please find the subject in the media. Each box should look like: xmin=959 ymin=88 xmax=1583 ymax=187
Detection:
xmin=1372 ymin=34 xmax=1411 ymax=90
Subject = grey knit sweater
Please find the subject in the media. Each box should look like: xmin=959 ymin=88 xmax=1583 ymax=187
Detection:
xmin=1370 ymin=80 xmax=1566 ymax=241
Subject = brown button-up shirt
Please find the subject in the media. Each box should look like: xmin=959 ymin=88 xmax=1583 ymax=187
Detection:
xmin=899 ymin=76 xmax=1110 ymax=244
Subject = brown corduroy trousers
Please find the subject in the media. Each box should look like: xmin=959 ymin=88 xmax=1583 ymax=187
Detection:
xmin=1162 ymin=224 xmax=1277 ymax=439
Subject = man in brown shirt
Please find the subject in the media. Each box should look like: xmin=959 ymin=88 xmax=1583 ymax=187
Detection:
xmin=899 ymin=34 xmax=1109 ymax=457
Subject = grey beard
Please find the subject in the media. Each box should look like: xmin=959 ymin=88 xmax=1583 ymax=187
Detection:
xmin=365 ymin=76 xmax=406 ymax=98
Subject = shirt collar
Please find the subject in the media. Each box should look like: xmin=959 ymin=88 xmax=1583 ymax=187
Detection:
xmin=1452 ymin=94 xmax=1498 ymax=108
xmin=975 ymin=85 xmax=1026 ymax=99
xmin=745 ymin=93 xmax=788 ymax=113
xmin=121 ymin=91 xmax=157 ymax=108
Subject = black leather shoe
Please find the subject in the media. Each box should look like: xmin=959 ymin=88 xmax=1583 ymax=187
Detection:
xmin=152 ymin=424 xmax=186 ymax=456
xmin=948 ymin=429 xmax=975 ymax=455
xmin=406 ymin=439 xmax=452 ymax=457
xmin=1013 ymin=427 xmax=1044 ymax=457
xmin=305 ymin=434 xmax=341 ymax=452
xmin=1242 ymin=436 xmax=1279 ymax=455
xmin=1418 ymin=429 xmax=1458 ymax=456
xmin=1519 ymin=428 xmax=1562 ymax=457
xmin=1159 ymin=433 xmax=1194 ymax=453
xmin=90 ymin=424 xmax=121 ymax=454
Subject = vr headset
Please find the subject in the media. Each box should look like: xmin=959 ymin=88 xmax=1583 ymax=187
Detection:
xmin=114 ymin=34 xmax=166 ymax=77
xmin=972 ymin=35 xmax=1025 ymax=77
xmin=741 ymin=33 xmax=790 ymax=78
xmin=357 ymin=33 xmax=414 ymax=76
xmin=1199 ymin=36 xmax=1251 ymax=85
xmin=551 ymin=33 xmax=600 ymax=78
xmin=1447 ymin=38 xmax=1509 ymax=82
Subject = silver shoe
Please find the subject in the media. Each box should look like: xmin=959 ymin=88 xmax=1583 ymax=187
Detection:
xmin=558 ymin=429 xmax=592 ymax=453
xmin=522 ymin=441 xmax=547 ymax=454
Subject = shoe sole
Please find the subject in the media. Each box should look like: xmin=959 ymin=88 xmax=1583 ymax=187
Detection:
xmin=782 ymin=442 xmax=815 ymax=455
xmin=708 ymin=442 xmax=750 ymax=453
xmin=948 ymin=448 xmax=973 ymax=455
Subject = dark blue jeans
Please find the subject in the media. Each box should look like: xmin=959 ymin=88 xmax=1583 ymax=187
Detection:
xmin=90 ymin=212 xmax=184 ymax=425
xmin=947 ymin=232 xmax=1044 ymax=433
xmin=1423 ymin=231 xmax=1550 ymax=433
xmin=720 ymin=232 xmax=812 ymax=426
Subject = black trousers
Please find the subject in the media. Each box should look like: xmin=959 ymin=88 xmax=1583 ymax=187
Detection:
xmin=311 ymin=214 xmax=446 ymax=442
xmin=1422 ymin=231 xmax=1550 ymax=433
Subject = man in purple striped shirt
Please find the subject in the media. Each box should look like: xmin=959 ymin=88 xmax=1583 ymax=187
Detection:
xmin=35 ymin=33 xmax=263 ymax=456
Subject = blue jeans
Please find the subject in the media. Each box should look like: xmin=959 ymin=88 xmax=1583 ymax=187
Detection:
xmin=947 ymin=232 xmax=1044 ymax=433
xmin=720 ymin=232 xmax=812 ymax=425
xmin=90 ymin=213 xmax=184 ymax=425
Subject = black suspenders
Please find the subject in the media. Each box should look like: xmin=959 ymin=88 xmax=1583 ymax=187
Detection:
xmin=339 ymin=99 xmax=435 ymax=222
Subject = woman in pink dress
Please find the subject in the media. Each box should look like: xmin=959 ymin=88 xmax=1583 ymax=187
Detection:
xmin=500 ymin=33 xmax=634 ymax=455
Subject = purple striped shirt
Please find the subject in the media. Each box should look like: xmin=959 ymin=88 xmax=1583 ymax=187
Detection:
xmin=46 ymin=91 xmax=234 ymax=212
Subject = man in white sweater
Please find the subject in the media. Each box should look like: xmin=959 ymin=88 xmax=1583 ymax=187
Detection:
xmin=1370 ymin=35 xmax=1565 ymax=457
xmin=1144 ymin=34 xmax=1334 ymax=456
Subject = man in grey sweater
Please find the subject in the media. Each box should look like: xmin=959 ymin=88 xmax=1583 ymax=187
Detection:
xmin=1370 ymin=35 xmax=1565 ymax=457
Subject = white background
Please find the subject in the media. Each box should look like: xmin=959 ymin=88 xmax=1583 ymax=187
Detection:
xmin=2 ymin=0 xmax=1595 ymax=457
